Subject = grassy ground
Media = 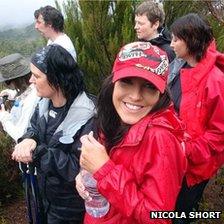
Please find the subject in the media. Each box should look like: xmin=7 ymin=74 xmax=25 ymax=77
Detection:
xmin=0 ymin=168 xmax=223 ymax=224
xmin=196 ymin=168 xmax=224 ymax=224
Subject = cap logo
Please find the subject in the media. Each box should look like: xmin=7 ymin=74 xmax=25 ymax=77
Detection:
xmin=118 ymin=42 xmax=152 ymax=61
xmin=135 ymin=54 xmax=168 ymax=76
xmin=120 ymin=50 xmax=145 ymax=61
xmin=118 ymin=42 xmax=168 ymax=76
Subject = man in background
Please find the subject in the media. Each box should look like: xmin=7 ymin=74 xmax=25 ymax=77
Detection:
xmin=135 ymin=0 xmax=175 ymax=62
xmin=34 ymin=5 xmax=77 ymax=61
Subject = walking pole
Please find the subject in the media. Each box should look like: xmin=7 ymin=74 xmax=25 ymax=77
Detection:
xmin=28 ymin=164 xmax=41 ymax=224
xmin=28 ymin=164 xmax=43 ymax=224
xmin=19 ymin=162 xmax=44 ymax=224
xmin=19 ymin=162 xmax=33 ymax=224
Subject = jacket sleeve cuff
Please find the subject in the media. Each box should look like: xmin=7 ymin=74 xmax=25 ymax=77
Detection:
xmin=93 ymin=159 xmax=115 ymax=181
xmin=18 ymin=132 xmax=39 ymax=144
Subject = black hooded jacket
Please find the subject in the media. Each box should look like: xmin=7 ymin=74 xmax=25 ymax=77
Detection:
xmin=150 ymin=27 xmax=175 ymax=62
xmin=20 ymin=92 xmax=96 ymax=222
xmin=140 ymin=27 xmax=175 ymax=63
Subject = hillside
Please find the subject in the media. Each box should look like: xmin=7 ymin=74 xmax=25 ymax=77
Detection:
xmin=0 ymin=24 xmax=40 ymax=41
xmin=0 ymin=24 xmax=45 ymax=57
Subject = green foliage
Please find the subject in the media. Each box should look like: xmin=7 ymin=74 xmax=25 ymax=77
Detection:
xmin=164 ymin=0 xmax=200 ymax=27
xmin=0 ymin=39 xmax=44 ymax=58
xmin=164 ymin=0 xmax=224 ymax=52
xmin=207 ymin=16 xmax=224 ymax=52
xmin=0 ymin=216 xmax=8 ymax=224
xmin=63 ymin=0 xmax=136 ymax=94
xmin=61 ymin=0 xmax=224 ymax=94
xmin=0 ymin=132 xmax=22 ymax=205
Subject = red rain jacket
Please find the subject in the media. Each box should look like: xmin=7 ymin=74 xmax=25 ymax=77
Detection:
xmin=85 ymin=107 xmax=187 ymax=224
xmin=179 ymin=42 xmax=224 ymax=186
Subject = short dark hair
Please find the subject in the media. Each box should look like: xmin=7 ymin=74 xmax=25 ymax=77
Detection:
xmin=42 ymin=45 xmax=84 ymax=101
xmin=96 ymin=75 xmax=171 ymax=150
xmin=171 ymin=13 xmax=213 ymax=62
xmin=34 ymin=5 xmax=64 ymax=32
xmin=135 ymin=0 xmax=165 ymax=27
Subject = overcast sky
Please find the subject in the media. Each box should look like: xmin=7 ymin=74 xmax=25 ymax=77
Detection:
xmin=0 ymin=0 xmax=65 ymax=28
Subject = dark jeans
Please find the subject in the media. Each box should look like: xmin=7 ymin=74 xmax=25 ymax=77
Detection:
xmin=44 ymin=199 xmax=84 ymax=224
xmin=47 ymin=210 xmax=83 ymax=224
xmin=173 ymin=178 xmax=209 ymax=224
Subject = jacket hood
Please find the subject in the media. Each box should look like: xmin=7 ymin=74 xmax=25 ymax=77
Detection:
xmin=149 ymin=105 xmax=187 ymax=141
xmin=208 ymin=41 xmax=224 ymax=73
xmin=168 ymin=40 xmax=224 ymax=86
xmin=197 ymin=41 xmax=224 ymax=76
xmin=38 ymin=92 xmax=95 ymax=144
xmin=150 ymin=27 xmax=172 ymax=46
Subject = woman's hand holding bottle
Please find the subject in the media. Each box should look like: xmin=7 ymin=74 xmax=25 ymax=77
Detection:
xmin=80 ymin=131 xmax=109 ymax=174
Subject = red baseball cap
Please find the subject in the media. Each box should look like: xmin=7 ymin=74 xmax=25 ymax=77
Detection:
xmin=112 ymin=42 xmax=169 ymax=93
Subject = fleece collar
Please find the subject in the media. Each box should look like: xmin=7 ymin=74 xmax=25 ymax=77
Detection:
xmin=38 ymin=92 xmax=95 ymax=144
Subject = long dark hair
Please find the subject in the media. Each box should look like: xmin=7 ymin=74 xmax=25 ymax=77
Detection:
xmin=171 ymin=13 xmax=213 ymax=62
xmin=97 ymin=75 xmax=171 ymax=150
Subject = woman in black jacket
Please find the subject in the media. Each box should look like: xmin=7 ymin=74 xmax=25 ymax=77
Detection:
xmin=12 ymin=44 xmax=95 ymax=224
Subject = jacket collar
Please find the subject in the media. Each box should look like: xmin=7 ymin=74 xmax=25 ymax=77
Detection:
xmin=169 ymin=41 xmax=224 ymax=85
xmin=115 ymin=106 xmax=186 ymax=147
xmin=38 ymin=92 xmax=95 ymax=144
xmin=168 ymin=58 xmax=186 ymax=84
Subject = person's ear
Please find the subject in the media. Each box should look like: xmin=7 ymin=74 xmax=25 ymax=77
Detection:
xmin=153 ymin=20 xmax=160 ymax=31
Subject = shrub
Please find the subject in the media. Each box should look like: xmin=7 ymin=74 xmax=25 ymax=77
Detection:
xmin=0 ymin=132 xmax=22 ymax=205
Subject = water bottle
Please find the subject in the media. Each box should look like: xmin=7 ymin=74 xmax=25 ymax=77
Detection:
xmin=81 ymin=169 xmax=110 ymax=218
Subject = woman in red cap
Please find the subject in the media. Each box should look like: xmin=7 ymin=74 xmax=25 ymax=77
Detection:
xmin=76 ymin=41 xmax=187 ymax=224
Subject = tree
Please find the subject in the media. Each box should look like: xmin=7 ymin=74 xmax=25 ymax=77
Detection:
xmin=202 ymin=0 xmax=224 ymax=52
xmin=164 ymin=0 xmax=224 ymax=52
xmin=63 ymin=0 xmax=137 ymax=94
xmin=204 ymin=0 xmax=224 ymax=25
xmin=61 ymin=0 xmax=224 ymax=94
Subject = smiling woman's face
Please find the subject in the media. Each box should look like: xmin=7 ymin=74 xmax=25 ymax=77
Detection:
xmin=112 ymin=77 xmax=160 ymax=125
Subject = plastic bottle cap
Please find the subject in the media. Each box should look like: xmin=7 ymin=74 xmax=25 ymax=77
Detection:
xmin=13 ymin=100 xmax=20 ymax=107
